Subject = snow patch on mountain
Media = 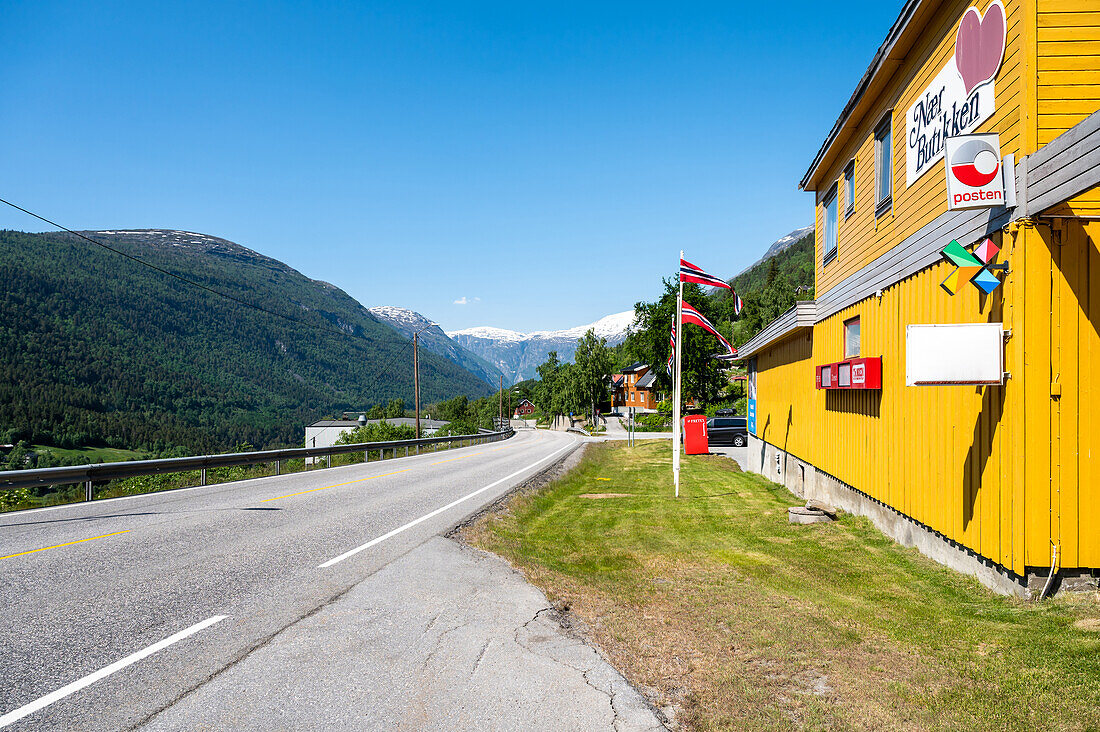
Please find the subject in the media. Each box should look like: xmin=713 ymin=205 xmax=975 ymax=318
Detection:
xmin=449 ymin=310 xmax=635 ymax=343
xmin=447 ymin=311 xmax=636 ymax=384
xmin=368 ymin=306 xmax=504 ymax=387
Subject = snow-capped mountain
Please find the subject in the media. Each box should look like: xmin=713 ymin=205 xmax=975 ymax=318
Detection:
xmin=736 ymin=225 xmax=814 ymax=276
xmin=448 ymin=311 xmax=635 ymax=384
xmin=368 ymin=306 xmax=505 ymax=388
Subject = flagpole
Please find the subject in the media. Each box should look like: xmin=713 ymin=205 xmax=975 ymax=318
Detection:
xmin=672 ymin=250 xmax=684 ymax=498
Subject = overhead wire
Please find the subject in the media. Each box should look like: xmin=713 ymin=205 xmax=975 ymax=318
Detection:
xmin=0 ymin=196 xmax=428 ymax=405
xmin=0 ymin=196 xmax=365 ymax=339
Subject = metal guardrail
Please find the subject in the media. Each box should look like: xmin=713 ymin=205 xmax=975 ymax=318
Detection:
xmin=0 ymin=429 xmax=514 ymax=500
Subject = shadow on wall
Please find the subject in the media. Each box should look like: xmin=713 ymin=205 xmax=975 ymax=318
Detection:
xmin=824 ymin=389 xmax=882 ymax=417
xmin=962 ymin=265 xmax=1006 ymax=533
xmin=963 ymin=383 xmax=1006 ymax=531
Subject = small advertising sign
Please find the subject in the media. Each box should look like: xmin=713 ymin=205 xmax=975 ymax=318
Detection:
xmin=747 ymin=398 xmax=756 ymax=435
xmin=945 ymin=133 xmax=1005 ymax=209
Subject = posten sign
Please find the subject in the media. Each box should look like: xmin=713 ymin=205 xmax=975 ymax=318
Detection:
xmin=905 ymin=1 xmax=1006 ymax=186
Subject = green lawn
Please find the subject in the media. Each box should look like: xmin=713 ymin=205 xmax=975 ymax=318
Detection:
xmin=30 ymin=444 xmax=151 ymax=463
xmin=464 ymin=441 xmax=1100 ymax=731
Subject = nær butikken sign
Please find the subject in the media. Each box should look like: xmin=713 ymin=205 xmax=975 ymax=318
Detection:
xmin=906 ymin=0 xmax=1006 ymax=187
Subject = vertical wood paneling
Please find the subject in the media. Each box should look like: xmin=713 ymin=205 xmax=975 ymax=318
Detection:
xmin=753 ymin=2 xmax=1100 ymax=577
xmin=1037 ymin=0 xmax=1100 ymax=145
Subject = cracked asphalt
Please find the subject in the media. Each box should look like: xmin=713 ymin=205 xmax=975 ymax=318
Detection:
xmin=0 ymin=429 xmax=662 ymax=730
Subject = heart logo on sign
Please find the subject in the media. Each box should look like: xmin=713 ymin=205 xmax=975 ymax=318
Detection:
xmin=955 ymin=1 xmax=1006 ymax=95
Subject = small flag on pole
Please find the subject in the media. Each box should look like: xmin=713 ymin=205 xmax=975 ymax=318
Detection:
xmin=666 ymin=324 xmax=676 ymax=375
xmin=732 ymin=292 xmax=744 ymax=316
xmin=682 ymin=301 xmax=736 ymax=357
xmin=680 ymin=258 xmax=731 ymax=289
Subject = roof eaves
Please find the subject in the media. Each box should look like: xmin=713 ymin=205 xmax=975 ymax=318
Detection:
xmin=736 ymin=301 xmax=817 ymax=359
xmin=800 ymin=0 xmax=927 ymax=191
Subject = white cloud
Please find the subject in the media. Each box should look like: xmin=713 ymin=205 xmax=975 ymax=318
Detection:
xmin=453 ymin=296 xmax=480 ymax=305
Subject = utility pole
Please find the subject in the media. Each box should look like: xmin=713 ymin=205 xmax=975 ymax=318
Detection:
xmin=498 ymin=375 xmax=503 ymax=430
xmin=411 ymin=322 xmax=438 ymax=442
xmin=414 ymin=330 xmax=421 ymax=440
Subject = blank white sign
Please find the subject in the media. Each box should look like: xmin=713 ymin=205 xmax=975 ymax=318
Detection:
xmin=906 ymin=323 xmax=1004 ymax=386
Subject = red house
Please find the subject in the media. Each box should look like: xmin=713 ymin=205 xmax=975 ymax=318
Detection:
xmin=513 ymin=398 xmax=535 ymax=417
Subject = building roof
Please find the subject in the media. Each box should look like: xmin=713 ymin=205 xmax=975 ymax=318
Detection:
xmin=308 ymin=417 xmax=449 ymax=429
xmin=635 ymin=372 xmax=657 ymax=389
xmin=621 ymin=362 xmax=649 ymax=374
xmin=736 ymin=301 xmax=817 ymax=360
xmin=801 ymin=0 xmax=933 ymax=191
xmin=610 ymin=375 xmax=625 ymax=388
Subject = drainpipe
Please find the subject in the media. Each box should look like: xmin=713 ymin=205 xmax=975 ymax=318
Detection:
xmin=1039 ymin=540 xmax=1059 ymax=600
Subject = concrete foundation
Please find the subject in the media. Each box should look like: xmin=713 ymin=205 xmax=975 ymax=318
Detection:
xmin=745 ymin=435 xmax=1033 ymax=598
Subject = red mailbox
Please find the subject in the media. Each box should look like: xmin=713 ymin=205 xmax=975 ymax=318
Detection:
xmin=684 ymin=414 xmax=709 ymax=455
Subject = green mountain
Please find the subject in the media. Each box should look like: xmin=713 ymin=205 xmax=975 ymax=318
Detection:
xmin=0 ymin=229 xmax=491 ymax=453
xmin=710 ymin=225 xmax=815 ymax=347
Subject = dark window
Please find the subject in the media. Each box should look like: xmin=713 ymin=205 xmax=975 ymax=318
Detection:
xmin=844 ymin=159 xmax=855 ymax=218
xmin=844 ymin=317 xmax=861 ymax=358
xmin=874 ymin=115 xmax=893 ymax=217
xmin=823 ymin=184 xmax=838 ymax=266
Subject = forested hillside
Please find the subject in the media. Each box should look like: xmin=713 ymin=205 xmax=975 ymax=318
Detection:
xmin=710 ymin=227 xmax=815 ymax=347
xmin=0 ymin=229 xmax=490 ymax=453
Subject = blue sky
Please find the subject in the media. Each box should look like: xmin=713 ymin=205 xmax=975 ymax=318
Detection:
xmin=1 ymin=1 xmax=902 ymax=332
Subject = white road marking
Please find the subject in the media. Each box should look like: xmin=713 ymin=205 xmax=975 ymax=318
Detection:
xmin=0 ymin=615 xmax=228 ymax=728
xmin=319 ymin=436 xmax=577 ymax=568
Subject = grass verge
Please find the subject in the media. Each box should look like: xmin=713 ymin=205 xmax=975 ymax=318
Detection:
xmin=462 ymin=440 xmax=1100 ymax=731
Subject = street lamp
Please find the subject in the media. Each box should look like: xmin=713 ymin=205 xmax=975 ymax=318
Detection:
xmin=413 ymin=322 xmax=438 ymax=441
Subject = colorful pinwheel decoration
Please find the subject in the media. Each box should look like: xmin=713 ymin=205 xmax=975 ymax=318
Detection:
xmin=939 ymin=237 xmax=1008 ymax=296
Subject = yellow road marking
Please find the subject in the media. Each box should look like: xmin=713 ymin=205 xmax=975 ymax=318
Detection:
xmin=430 ymin=456 xmax=467 ymax=465
xmin=596 ymin=478 xmax=611 ymax=481
xmin=261 ymin=469 xmax=411 ymax=502
xmin=1 ymin=530 xmax=131 ymax=561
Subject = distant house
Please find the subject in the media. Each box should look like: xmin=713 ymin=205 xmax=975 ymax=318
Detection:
xmin=513 ymin=398 xmax=535 ymax=417
xmin=610 ymin=363 xmax=662 ymax=414
xmin=303 ymin=417 xmax=449 ymax=464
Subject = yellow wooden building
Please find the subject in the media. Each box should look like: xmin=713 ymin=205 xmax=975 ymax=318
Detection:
xmin=738 ymin=0 xmax=1099 ymax=595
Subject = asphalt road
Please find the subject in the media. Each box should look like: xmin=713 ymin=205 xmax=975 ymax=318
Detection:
xmin=0 ymin=429 xmax=661 ymax=731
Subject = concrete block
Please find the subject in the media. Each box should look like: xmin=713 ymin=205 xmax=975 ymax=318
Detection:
xmin=788 ymin=506 xmax=832 ymax=525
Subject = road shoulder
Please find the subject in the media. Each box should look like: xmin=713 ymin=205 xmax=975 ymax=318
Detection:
xmin=141 ymin=531 xmax=663 ymax=731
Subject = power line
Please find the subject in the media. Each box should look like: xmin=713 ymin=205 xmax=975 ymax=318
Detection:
xmin=0 ymin=196 xmax=362 ymax=340
xmin=0 ymin=196 xmax=445 ymax=404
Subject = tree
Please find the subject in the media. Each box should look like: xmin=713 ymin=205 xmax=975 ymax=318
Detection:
xmin=570 ymin=330 xmax=612 ymax=425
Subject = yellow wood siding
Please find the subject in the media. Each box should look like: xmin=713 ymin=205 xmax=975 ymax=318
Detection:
xmin=1043 ymin=181 xmax=1100 ymax=217
xmin=815 ymin=0 xmax=1028 ymax=297
xmin=758 ymin=0 xmax=1100 ymax=582
xmin=761 ymin=217 xmax=1100 ymax=573
xmin=754 ymin=332 xmax=815 ymax=463
xmin=1038 ymin=1 xmax=1100 ymax=145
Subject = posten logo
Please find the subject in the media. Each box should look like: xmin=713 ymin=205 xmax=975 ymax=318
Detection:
xmin=945 ymin=133 xmax=1004 ymax=210
xmin=949 ymin=137 xmax=1000 ymax=187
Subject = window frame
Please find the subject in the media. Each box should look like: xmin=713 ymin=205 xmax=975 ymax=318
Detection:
xmin=844 ymin=316 xmax=861 ymax=358
xmin=843 ymin=159 xmax=856 ymax=219
xmin=822 ymin=183 xmax=839 ymax=266
xmin=874 ymin=114 xmax=893 ymax=218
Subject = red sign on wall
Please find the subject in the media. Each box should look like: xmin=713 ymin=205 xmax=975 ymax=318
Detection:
xmin=816 ymin=357 xmax=882 ymax=390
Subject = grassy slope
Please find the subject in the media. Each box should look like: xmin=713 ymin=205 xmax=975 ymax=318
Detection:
xmin=466 ymin=441 xmax=1100 ymax=731
xmin=30 ymin=445 xmax=150 ymax=463
xmin=0 ymin=229 xmax=490 ymax=452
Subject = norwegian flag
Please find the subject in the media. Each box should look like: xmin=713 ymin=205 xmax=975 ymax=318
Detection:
xmin=682 ymin=301 xmax=737 ymax=358
xmin=666 ymin=323 xmax=676 ymax=375
xmin=680 ymin=258 xmax=730 ymax=289
xmin=732 ymin=291 xmax=744 ymax=316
